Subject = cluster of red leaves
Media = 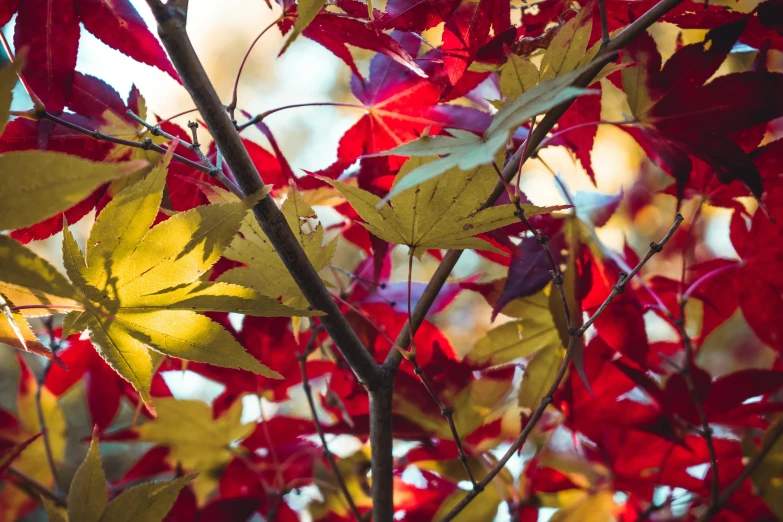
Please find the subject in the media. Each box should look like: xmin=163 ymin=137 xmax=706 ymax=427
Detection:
xmin=2 ymin=0 xmax=783 ymax=521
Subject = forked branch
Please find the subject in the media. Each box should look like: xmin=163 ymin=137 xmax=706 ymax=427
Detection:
xmin=437 ymin=213 xmax=683 ymax=522
xmin=298 ymin=329 xmax=364 ymax=521
xmin=144 ymin=0 xmax=382 ymax=389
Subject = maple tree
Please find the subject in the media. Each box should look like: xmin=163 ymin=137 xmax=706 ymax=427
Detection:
xmin=0 ymin=0 xmax=782 ymax=520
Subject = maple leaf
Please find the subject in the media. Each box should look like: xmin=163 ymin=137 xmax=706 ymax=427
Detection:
xmin=315 ymin=31 xmax=491 ymax=184
xmin=109 ymin=397 xmax=253 ymax=502
xmin=620 ymin=20 xmax=783 ymax=199
xmin=381 ymin=64 xmax=599 ymax=198
xmin=74 ymin=0 xmax=180 ymax=82
xmin=0 ymin=357 xmax=66 ymax=520
xmin=324 ymin=156 xmax=562 ymax=257
xmin=10 ymin=0 xmax=176 ymax=112
xmin=441 ymin=0 xmax=510 ymax=88
xmin=467 ymin=288 xmax=562 ymax=368
xmin=42 ymin=432 xmax=194 ymax=522
xmin=0 ymin=151 xmax=146 ymax=231
xmin=200 ymin=184 xmax=338 ymax=313
xmin=0 ymin=151 xmax=312 ymax=409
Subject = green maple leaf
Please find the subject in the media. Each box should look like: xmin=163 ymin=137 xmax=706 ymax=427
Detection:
xmin=324 ymin=156 xmax=565 ymax=257
xmin=0 ymin=149 xmax=315 ymax=409
xmin=42 ymin=433 xmax=194 ymax=522
xmin=203 ymin=184 xmax=338 ymax=312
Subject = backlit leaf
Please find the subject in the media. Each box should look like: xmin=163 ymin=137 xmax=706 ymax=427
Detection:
xmin=324 ymin=157 xmax=563 ymax=256
xmin=68 ymin=435 xmax=107 ymax=522
xmin=467 ymin=290 xmax=561 ymax=368
xmin=0 ymin=235 xmax=80 ymax=300
xmin=218 ymin=185 xmax=337 ymax=310
xmin=0 ymin=152 xmax=146 ymax=231
xmin=518 ymin=344 xmax=565 ymax=410
xmin=127 ymin=398 xmax=251 ymax=501
xmin=99 ymin=474 xmax=195 ymax=522
xmin=0 ymin=61 xmax=18 ymax=137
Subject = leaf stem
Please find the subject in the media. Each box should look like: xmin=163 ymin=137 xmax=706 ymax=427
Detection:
xmin=35 ymin=361 xmax=61 ymax=492
xmin=536 ymin=119 xmax=636 ymax=151
xmin=37 ymin=111 xmax=212 ymax=174
xmin=5 ymin=466 xmax=67 ymax=507
xmin=0 ymin=30 xmax=46 ymax=111
xmin=696 ymin=420 xmax=783 ymax=522
xmin=236 ymin=102 xmax=365 ymax=131
xmin=298 ymin=327 xmax=364 ymax=521
xmin=436 ymin=213 xmax=683 ymax=521
xmin=227 ymin=16 xmax=283 ymax=120
xmin=404 ymin=249 xmax=477 ymax=488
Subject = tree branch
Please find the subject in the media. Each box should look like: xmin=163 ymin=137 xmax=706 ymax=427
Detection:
xmin=696 ymin=420 xmax=783 ymax=522
xmin=37 ymin=111 xmax=210 ymax=174
xmin=384 ymin=0 xmax=687 ymax=373
xmin=144 ymin=1 xmax=382 ymax=388
xmin=437 ymin=213 xmax=683 ymax=522
xmin=298 ymin=330 xmax=364 ymax=521
xmin=4 ymin=466 xmax=67 ymax=508
xmin=36 ymin=318 xmax=61 ymax=493
xmin=125 ymin=110 xmax=243 ymax=197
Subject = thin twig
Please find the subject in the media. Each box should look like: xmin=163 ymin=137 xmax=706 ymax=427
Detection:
xmin=236 ymin=102 xmax=364 ymax=132
xmin=146 ymin=0 xmax=382 ymax=390
xmin=597 ymin=0 xmax=611 ymax=48
xmin=671 ymin=202 xmax=719 ymax=505
xmin=126 ymin=110 xmax=244 ymax=198
xmin=401 ymin=251 xmax=476 ymax=487
xmin=696 ymin=420 xmax=783 ymax=522
xmin=37 ymin=111 xmax=210 ymax=173
xmin=227 ymin=16 xmax=283 ymax=120
xmin=4 ymin=467 xmax=67 ymax=507
xmin=36 ymin=318 xmax=61 ymax=492
xmin=437 ymin=214 xmax=683 ymax=522
xmin=298 ymin=328 xmax=364 ymax=522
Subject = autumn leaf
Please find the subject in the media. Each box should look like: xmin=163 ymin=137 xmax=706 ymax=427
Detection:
xmin=0 ymin=150 xmax=312 ymax=409
xmin=74 ymin=0 xmax=179 ymax=82
xmin=620 ymin=20 xmax=783 ymax=199
xmin=69 ymin=435 xmax=107 ymax=522
xmin=467 ymin=289 xmax=562 ymax=368
xmin=0 ymin=152 xmax=146 ymax=231
xmin=380 ymin=65 xmax=597 ymax=198
xmin=46 ymin=431 xmax=194 ymax=522
xmin=55 ymin=152 xmax=305 ymax=406
xmin=113 ymin=397 xmax=252 ymax=502
xmin=13 ymin=0 xmax=80 ymax=112
xmin=0 ymin=60 xmax=19 ymax=137
xmin=281 ymin=0 xmax=329 ymax=53
xmin=99 ymin=475 xmax=195 ymax=522
xmin=324 ymin=156 xmax=563 ymax=256
xmin=0 ymin=358 xmax=66 ymax=521
xmin=518 ymin=343 xmax=566 ymax=411
xmin=216 ymin=185 xmax=337 ymax=311
xmin=746 ymin=420 xmax=783 ymax=519
xmin=0 ymin=299 xmax=57 ymax=361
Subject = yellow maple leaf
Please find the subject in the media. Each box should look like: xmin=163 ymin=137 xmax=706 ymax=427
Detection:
xmin=324 ymin=157 xmax=563 ymax=257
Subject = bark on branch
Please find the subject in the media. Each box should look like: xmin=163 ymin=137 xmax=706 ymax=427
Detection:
xmin=144 ymin=1 xmax=382 ymax=390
